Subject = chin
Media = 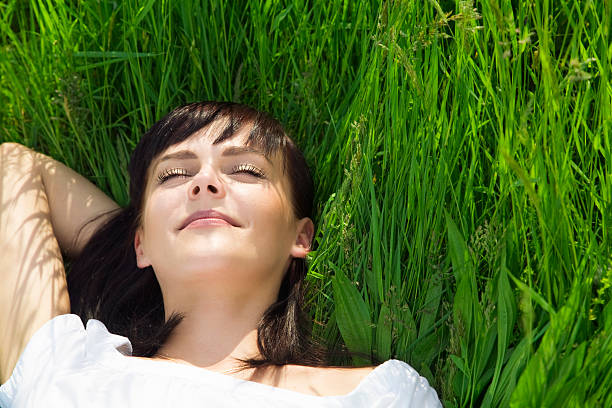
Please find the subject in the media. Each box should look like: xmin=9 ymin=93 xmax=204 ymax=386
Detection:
xmin=176 ymin=251 xmax=254 ymax=273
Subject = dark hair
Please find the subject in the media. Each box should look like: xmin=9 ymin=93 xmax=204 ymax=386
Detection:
xmin=68 ymin=102 xmax=324 ymax=367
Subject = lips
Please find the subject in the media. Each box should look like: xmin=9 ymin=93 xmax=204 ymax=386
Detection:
xmin=179 ymin=209 xmax=240 ymax=230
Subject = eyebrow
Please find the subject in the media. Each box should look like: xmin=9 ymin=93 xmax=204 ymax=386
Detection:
xmin=156 ymin=150 xmax=199 ymax=165
xmin=221 ymin=146 xmax=272 ymax=163
xmin=155 ymin=146 xmax=272 ymax=169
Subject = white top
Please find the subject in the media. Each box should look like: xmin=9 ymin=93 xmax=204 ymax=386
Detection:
xmin=0 ymin=314 xmax=441 ymax=407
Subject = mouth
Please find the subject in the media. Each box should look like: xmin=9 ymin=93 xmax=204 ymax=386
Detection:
xmin=179 ymin=209 xmax=241 ymax=230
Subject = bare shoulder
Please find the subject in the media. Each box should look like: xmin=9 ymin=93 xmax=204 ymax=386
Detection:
xmin=282 ymin=364 xmax=376 ymax=397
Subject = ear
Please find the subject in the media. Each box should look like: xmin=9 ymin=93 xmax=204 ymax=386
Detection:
xmin=290 ymin=217 xmax=314 ymax=259
xmin=134 ymin=228 xmax=152 ymax=268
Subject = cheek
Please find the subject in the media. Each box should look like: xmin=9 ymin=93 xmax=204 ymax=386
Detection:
xmin=142 ymin=190 xmax=182 ymax=237
xmin=241 ymin=185 xmax=295 ymax=238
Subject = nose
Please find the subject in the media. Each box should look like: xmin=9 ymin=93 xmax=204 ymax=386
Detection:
xmin=188 ymin=170 xmax=224 ymax=199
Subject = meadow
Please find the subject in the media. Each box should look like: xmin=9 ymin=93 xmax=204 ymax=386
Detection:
xmin=0 ymin=0 xmax=610 ymax=406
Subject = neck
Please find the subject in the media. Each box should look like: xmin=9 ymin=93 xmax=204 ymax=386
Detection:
xmin=153 ymin=289 xmax=275 ymax=373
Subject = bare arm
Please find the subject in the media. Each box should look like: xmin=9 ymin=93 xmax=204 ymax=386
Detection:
xmin=0 ymin=142 xmax=119 ymax=382
xmin=33 ymin=147 xmax=121 ymax=257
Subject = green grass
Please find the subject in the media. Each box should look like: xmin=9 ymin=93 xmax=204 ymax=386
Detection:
xmin=1 ymin=0 xmax=610 ymax=406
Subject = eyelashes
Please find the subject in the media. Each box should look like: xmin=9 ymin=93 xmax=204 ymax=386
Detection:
xmin=230 ymin=163 xmax=266 ymax=178
xmin=157 ymin=168 xmax=190 ymax=183
xmin=156 ymin=164 xmax=266 ymax=184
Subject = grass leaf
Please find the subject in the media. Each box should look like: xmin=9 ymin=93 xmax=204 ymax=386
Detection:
xmin=332 ymin=267 xmax=372 ymax=364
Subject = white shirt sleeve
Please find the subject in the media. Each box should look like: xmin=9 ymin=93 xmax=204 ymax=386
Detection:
xmin=345 ymin=359 xmax=441 ymax=407
xmin=0 ymin=314 xmax=86 ymax=407
xmin=383 ymin=360 xmax=442 ymax=407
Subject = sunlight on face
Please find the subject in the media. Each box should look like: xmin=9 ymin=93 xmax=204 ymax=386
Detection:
xmin=134 ymin=119 xmax=301 ymax=307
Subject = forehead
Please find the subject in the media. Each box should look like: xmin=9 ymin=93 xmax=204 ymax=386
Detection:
xmin=161 ymin=119 xmax=247 ymax=154
xmin=152 ymin=118 xmax=283 ymax=169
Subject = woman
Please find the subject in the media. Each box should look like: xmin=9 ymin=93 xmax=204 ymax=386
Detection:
xmin=0 ymin=102 xmax=441 ymax=406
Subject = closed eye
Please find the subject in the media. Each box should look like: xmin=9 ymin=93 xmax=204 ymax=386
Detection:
xmin=231 ymin=163 xmax=266 ymax=178
xmin=157 ymin=168 xmax=191 ymax=184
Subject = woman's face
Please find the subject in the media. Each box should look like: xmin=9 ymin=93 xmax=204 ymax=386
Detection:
xmin=134 ymin=121 xmax=313 ymax=304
